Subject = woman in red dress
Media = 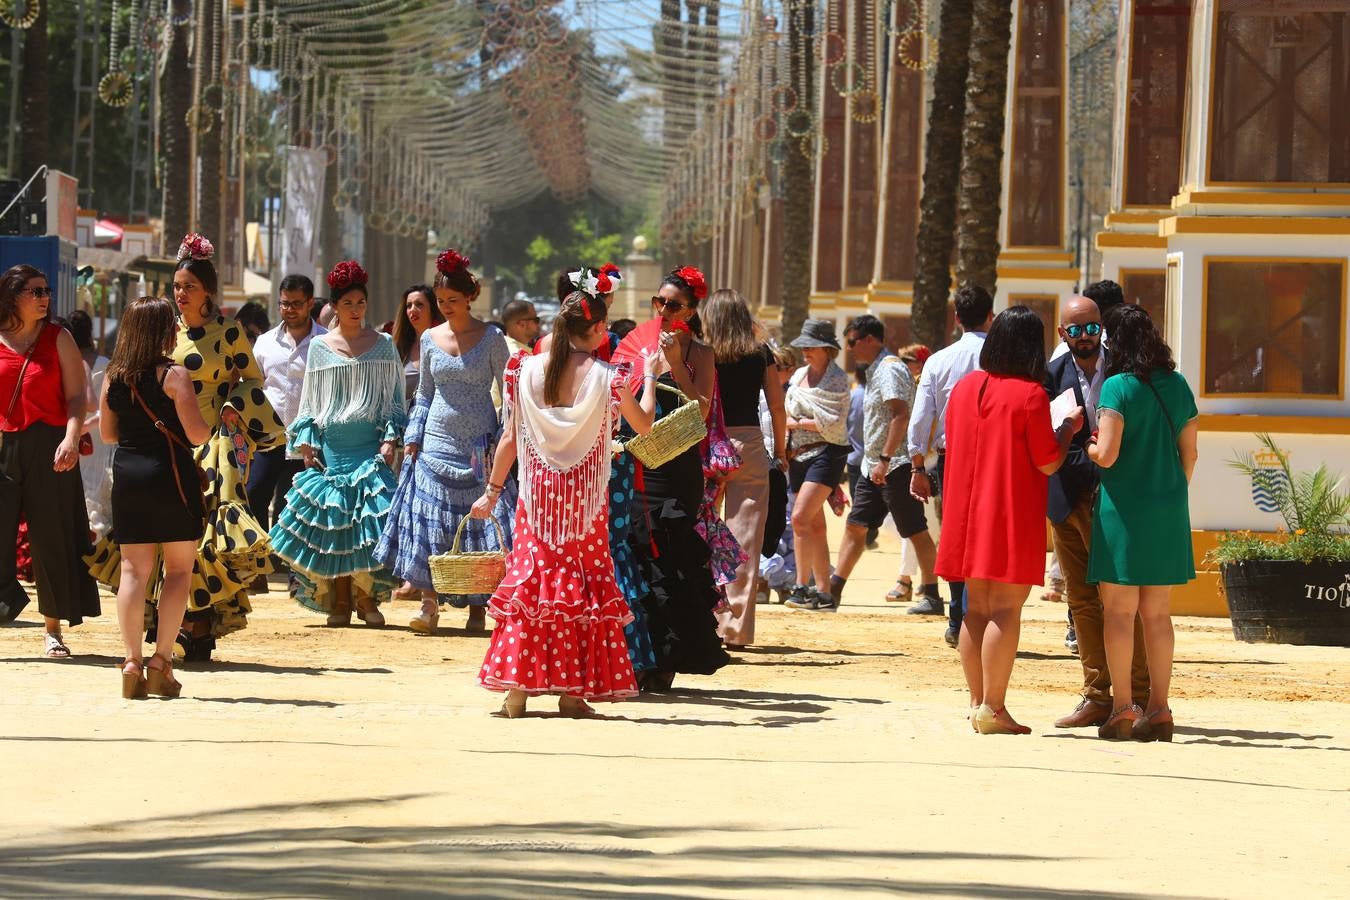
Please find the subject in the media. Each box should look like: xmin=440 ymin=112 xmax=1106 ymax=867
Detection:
xmin=470 ymin=291 xmax=659 ymax=718
xmin=936 ymin=306 xmax=1082 ymax=735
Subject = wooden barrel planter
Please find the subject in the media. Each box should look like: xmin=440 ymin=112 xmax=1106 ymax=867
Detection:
xmin=1220 ymin=560 xmax=1350 ymax=647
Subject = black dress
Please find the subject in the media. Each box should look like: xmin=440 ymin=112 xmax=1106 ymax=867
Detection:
xmin=108 ymin=369 xmax=205 ymax=544
xmin=626 ymin=372 xmax=729 ymax=676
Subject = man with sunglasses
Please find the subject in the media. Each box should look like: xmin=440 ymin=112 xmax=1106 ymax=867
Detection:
xmin=500 ymin=298 xmax=541 ymax=354
xmin=246 ymin=274 xmax=324 ymax=593
xmin=1045 ymin=294 xmax=1150 ymax=729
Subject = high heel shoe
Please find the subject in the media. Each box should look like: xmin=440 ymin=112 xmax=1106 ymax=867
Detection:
xmin=1097 ymin=704 xmax=1142 ymax=740
xmin=120 ymin=658 xmax=147 ymax=700
xmin=355 ymin=601 xmax=385 ymax=627
xmin=1131 ymin=708 xmax=1174 ymax=742
xmin=326 ymin=600 xmax=352 ymax=627
xmin=409 ymin=600 xmax=439 ymax=635
xmin=559 ymin=696 xmax=599 ymax=719
xmin=973 ymin=704 xmax=1032 ymax=735
xmin=145 ymin=653 xmax=182 ymax=699
xmin=490 ymin=693 xmax=527 ymax=718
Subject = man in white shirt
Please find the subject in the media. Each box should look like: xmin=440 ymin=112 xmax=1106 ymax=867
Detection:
xmin=500 ymin=299 xmax=541 ymax=355
xmin=907 ymin=284 xmax=994 ymax=644
xmin=246 ymin=275 xmax=327 ymax=553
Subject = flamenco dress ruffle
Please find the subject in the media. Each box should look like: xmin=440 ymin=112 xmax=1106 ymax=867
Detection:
xmin=376 ymin=444 xmax=515 ymax=606
xmin=479 ymin=506 xmax=637 ymax=701
xmin=608 ymin=451 xmax=656 ymax=672
xmin=270 ymin=419 xmax=399 ymax=612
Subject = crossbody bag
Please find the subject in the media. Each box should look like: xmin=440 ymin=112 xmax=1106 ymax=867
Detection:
xmin=129 ymin=373 xmax=209 ymax=507
xmin=1142 ymin=376 xmax=1184 ymax=470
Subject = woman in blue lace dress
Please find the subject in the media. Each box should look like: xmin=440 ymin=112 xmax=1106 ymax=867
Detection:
xmin=376 ymin=249 xmax=513 ymax=633
xmin=269 ymin=261 xmax=405 ymax=625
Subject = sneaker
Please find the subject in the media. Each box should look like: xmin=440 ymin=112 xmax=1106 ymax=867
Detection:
xmin=786 ymin=587 xmax=837 ymax=612
xmin=943 ymin=625 xmax=959 ymax=648
xmin=1065 ymin=626 xmax=1079 ymax=656
xmin=906 ymin=593 xmax=945 ymax=616
xmin=783 ymin=586 xmax=814 ymax=609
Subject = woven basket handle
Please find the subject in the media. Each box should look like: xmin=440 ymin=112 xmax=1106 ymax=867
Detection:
xmin=653 ymin=382 xmax=689 ymax=403
xmin=451 ymin=513 xmax=507 ymax=555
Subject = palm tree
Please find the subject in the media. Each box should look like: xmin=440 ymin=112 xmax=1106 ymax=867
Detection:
xmin=197 ymin=3 xmax=221 ymax=246
xmin=954 ymin=0 xmax=1014 ymax=295
xmin=160 ymin=1 xmax=192 ymax=254
xmin=910 ymin=0 xmax=974 ymax=351
xmin=780 ymin=0 xmax=815 ymax=340
xmin=18 ymin=0 xmax=49 ymax=180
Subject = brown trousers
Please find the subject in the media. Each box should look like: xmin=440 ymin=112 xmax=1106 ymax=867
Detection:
xmin=1052 ymin=492 xmax=1149 ymax=705
xmin=716 ymin=427 xmax=769 ymax=646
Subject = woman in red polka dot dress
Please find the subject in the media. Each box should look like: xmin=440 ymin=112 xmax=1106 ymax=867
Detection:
xmin=470 ymin=290 xmax=659 ymax=717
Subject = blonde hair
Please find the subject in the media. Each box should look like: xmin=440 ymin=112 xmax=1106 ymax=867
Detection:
xmin=701 ymin=288 xmax=761 ymax=364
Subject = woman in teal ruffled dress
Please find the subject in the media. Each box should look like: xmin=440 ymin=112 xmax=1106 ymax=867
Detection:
xmin=270 ymin=261 xmax=406 ymax=625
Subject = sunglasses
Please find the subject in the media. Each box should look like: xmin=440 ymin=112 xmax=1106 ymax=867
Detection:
xmin=651 ymin=296 xmax=687 ymax=312
xmin=846 ymin=336 xmax=860 ymax=348
xmin=22 ymin=287 xmax=52 ymax=298
xmin=1064 ymin=322 xmax=1102 ymax=339
xmin=513 ymin=316 xmax=541 ymax=325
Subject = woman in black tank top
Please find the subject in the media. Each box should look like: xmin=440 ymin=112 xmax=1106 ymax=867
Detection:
xmin=99 ymin=298 xmax=211 ymax=700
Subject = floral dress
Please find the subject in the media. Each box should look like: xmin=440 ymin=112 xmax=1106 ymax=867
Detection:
xmin=377 ymin=329 xmax=514 ymax=605
xmin=269 ymin=335 xmax=406 ymax=612
xmin=478 ymin=352 xmax=636 ymax=701
xmin=86 ymin=316 xmax=285 ymax=641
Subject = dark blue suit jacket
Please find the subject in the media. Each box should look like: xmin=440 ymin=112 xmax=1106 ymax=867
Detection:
xmin=1043 ymin=349 xmax=1105 ymax=524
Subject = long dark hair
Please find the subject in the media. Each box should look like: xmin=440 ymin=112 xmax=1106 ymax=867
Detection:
xmin=544 ymin=291 xmax=607 ymax=406
xmin=106 ymin=297 xmax=177 ymax=385
xmin=392 ymin=284 xmax=442 ymax=363
xmin=1104 ymin=304 xmax=1175 ymax=382
xmin=0 ymin=264 xmax=48 ymax=331
xmin=979 ymin=306 xmax=1047 ymax=381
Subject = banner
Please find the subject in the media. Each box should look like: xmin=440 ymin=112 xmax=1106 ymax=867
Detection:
xmin=279 ymin=147 xmax=326 ymax=285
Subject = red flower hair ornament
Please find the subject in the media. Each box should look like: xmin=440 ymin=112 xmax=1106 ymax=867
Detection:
xmin=177 ymin=232 xmax=214 ymax=262
xmin=327 ymin=260 xmax=369 ymax=294
xmin=675 ymin=265 xmax=707 ymax=300
xmin=436 ymin=249 xmax=471 ymax=275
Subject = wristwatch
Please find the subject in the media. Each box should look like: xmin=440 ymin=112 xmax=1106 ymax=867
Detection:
xmin=879 ymin=454 xmax=892 ymax=463
xmin=913 ymin=462 xmax=926 ymax=473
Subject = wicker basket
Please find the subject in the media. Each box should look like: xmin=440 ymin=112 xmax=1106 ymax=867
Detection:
xmin=625 ymin=383 xmax=707 ymax=469
xmin=429 ymin=517 xmax=508 ymax=595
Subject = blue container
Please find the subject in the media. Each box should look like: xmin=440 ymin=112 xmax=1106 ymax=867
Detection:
xmin=0 ymin=236 xmax=79 ymax=318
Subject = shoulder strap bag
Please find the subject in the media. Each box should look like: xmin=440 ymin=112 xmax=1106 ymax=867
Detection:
xmin=0 ymin=324 xmax=47 ymax=455
xmin=1142 ymin=376 xmax=1184 ymax=468
xmin=129 ymin=372 xmax=209 ymax=508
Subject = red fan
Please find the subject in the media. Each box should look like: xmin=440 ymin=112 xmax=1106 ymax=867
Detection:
xmin=610 ymin=316 xmax=689 ymax=389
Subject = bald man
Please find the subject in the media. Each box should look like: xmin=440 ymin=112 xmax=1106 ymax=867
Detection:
xmin=1044 ymin=295 xmax=1150 ymax=728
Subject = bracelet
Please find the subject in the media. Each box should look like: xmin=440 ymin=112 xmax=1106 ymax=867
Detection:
xmin=485 ymin=482 xmax=504 ymax=494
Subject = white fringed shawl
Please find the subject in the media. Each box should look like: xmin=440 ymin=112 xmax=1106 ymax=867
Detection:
xmin=296 ymin=335 xmax=406 ymax=429
xmin=785 ymin=362 xmax=851 ymax=446
xmin=514 ymin=354 xmax=614 ymax=547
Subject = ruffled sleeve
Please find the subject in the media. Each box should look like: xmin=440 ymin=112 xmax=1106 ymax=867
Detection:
xmin=404 ymin=332 xmax=435 ymax=447
xmin=286 ymin=341 xmax=324 ymax=454
xmin=222 ymin=318 xmax=285 ymax=451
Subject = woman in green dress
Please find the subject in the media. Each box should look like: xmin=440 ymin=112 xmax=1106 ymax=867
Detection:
xmin=1087 ymin=305 xmax=1198 ymax=742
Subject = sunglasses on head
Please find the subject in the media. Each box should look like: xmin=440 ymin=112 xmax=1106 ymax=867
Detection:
xmin=22 ymin=287 xmax=52 ymax=298
xmin=1063 ymin=322 xmax=1102 ymax=339
xmin=651 ymin=295 xmax=687 ymax=312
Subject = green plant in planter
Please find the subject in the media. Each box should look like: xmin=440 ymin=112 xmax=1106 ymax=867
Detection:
xmin=1207 ymin=434 xmax=1350 ymax=566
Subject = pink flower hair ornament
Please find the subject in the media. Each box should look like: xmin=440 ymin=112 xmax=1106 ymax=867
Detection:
xmin=177 ymin=233 xmax=215 ymax=262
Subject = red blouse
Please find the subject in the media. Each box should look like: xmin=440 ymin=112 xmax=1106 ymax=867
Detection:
xmin=935 ymin=371 xmax=1061 ymax=586
xmin=0 ymin=325 xmax=68 ymax=432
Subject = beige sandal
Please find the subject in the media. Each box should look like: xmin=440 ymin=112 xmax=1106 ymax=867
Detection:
xmin=885 ymin=579 xmax=913 ymax=603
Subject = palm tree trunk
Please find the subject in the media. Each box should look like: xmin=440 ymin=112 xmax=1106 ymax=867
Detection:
xmin=780 ymin=1 xmax=815 ymax=340
xmin=910 ymin=0 xmax=975 ymax=351
xmin=160 ymin=1 xmax=193 ymax=253
xmin=18 ymin=1 xmax=49 ymax=179
xmin=955 ymin=0 xmax=1014 ymax=295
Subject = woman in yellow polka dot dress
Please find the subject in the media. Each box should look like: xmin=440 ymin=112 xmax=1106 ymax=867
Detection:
xmin=86 ymin=235 xmax=285 ymax=660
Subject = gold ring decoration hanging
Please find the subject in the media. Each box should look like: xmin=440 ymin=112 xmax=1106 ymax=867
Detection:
xmin=367 ymin=211 xmax=388 ymax=232
xmin=817 ymin=31 xmax=846 ymax=66
xmin=0 ymin=0 xmax=41 ymax=29
xmin=185 ymin=105 xmax=216 ymax=135
xmin=831 ymin=61 xmax=866 ymax=96
xmin=140 ymin=12 xmax=165 ymax=51
xmin=897 ymin=25 xmax=930 ymax=71
xmin=850 ymin=88 xmax=880 ymax=124
xmin=317 ymin=143 xmax=338 ymax=167
xmin=753 ymin=114 xmax=779 ymax=143
xmin=883 ymin=0 xmax=922 ymax=37
xmin=800 ymin=132 xmax=825 ymax=162
xmin=770 ymin=85 xmax=798 ymax=114
xmin=784 ymin=109 xmax=815 ymax=138
xmin=98 ymin=70 xmax=134 ymax=108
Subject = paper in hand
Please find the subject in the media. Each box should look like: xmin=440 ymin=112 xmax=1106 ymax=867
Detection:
xmin=1049 ymin=387 xmax=1078 ymax=426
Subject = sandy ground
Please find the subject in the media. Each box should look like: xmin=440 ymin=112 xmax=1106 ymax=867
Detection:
xmin=1 ymin=516 xmax=1348 ymax=899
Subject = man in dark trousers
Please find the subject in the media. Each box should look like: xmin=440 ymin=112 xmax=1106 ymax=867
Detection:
xmin=1045 ymin=294 xmax=1149 ymax=728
